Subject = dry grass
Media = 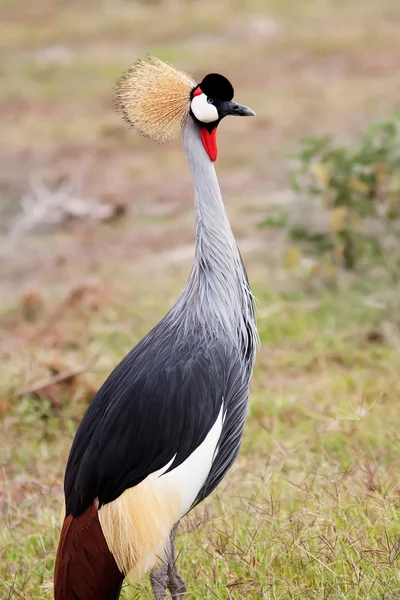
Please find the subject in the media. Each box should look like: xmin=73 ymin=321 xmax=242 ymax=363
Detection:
xmin=2 ymin=0 xmax=400 ymax=598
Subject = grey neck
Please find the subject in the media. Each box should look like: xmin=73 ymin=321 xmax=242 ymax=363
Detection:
xmin=182 ymin=117 xmax=239 ymax=274
xmin=175 ymin=117 xmax=258 ymax=358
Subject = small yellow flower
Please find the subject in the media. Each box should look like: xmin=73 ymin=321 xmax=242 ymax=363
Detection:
xmin=310 ymin=162 xmax=331 ymax=188
xmin=330 ymin=206 xmax=348 ymax=233
xmin=284 ymin=246 xmax=301 ymax=269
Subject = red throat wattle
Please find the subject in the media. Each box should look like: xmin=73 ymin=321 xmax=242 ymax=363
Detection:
xmin=200 ymin=128 xmax=218 ymax=162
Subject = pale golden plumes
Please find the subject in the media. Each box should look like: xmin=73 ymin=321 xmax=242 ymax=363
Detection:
xmin=115 ymin=56 xmax=196 ymax=143
xmin=98 ymin=471 xmax=182 ymax=582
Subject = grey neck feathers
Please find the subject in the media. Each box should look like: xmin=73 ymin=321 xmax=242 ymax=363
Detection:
xmin=171 ymin=117 xmax=258 ymax=361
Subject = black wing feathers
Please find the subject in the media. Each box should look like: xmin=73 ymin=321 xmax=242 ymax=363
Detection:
xmin=193 ymin=360 xmax=251 ymax=507
xmin=65 ymin=321 xmax=248 ymax=517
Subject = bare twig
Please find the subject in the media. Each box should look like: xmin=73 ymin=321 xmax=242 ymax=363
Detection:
xmin=7 ymin=174 xmax=123 ymax=240
xmin=15 ymin=357 xmax=97 ymax=398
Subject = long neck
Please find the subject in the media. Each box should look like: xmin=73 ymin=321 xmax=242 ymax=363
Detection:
xmin=183 ymin=117 xmax=239 ymax=276
xmin=177 ymin=117 xmax=257 ymax=356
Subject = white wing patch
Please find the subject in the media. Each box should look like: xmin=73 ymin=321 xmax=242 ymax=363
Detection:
xmin=160 ymin=403 xmax=224 ymax=516
xmin=191 ymin=93 xmax=219 ymax=123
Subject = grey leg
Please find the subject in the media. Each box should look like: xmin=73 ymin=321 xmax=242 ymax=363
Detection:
xmin=167 ymin=522 xmax=186 ymax=598
xmin=150 ymin=563 xmax=169 ymax=600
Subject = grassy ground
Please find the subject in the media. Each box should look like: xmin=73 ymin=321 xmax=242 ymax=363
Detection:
xmin=2 ymin=0 xmax=400 ymax=598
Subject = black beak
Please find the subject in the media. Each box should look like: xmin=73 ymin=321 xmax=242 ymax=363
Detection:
xmin=220 ymin=100 xmax=256 ymax=118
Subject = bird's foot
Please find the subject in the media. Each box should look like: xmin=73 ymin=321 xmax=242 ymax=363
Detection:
xmin=150 ymin=521 xmax=186 ymax=599
xmin=150 ymin=564 xmax=168 ymax=600
xmin=167 ymin=565 xmax=186 ymax=598
xmin=167 ymin=521 xmax=186 ymax=598
xmin=150 ymin=562 xmax=186 ymax=599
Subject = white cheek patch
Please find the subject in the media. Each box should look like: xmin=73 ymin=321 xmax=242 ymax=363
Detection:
xmin=191 ymin=93 xmax=219 ymax=123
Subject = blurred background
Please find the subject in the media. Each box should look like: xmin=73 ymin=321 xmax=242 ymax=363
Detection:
xmin=2 ymin=1 xmax=400 ymax=598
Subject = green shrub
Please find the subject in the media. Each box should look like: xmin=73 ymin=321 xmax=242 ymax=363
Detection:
xmin=283 ymin=114 xmax=400 ymax=276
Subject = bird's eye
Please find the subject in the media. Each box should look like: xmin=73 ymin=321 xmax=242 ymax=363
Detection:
xmin=207 ymin=97 xmax=214 ymax=104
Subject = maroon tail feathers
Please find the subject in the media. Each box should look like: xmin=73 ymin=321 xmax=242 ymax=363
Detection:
xmin=54 ymin=503 xmax=124 ymax=600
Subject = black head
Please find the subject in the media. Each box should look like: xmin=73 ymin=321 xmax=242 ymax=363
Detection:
xmin=190 ymin=72 xmax=255 ymax=127
xmin=198 ymin=73 xmax=234 ymax=102
xmin=189 ymin=71 xmax=255 ymax=162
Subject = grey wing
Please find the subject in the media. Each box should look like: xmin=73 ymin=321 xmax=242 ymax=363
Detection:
xmin=191 ymin=360 xmax=251 ymax=508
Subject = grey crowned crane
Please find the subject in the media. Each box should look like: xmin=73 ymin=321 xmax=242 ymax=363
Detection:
xmin=54 ymin=57 xmax=259 ymax=600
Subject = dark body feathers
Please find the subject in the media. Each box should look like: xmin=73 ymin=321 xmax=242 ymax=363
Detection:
xmin=65 ymin=312 xmax=253 ymax=517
